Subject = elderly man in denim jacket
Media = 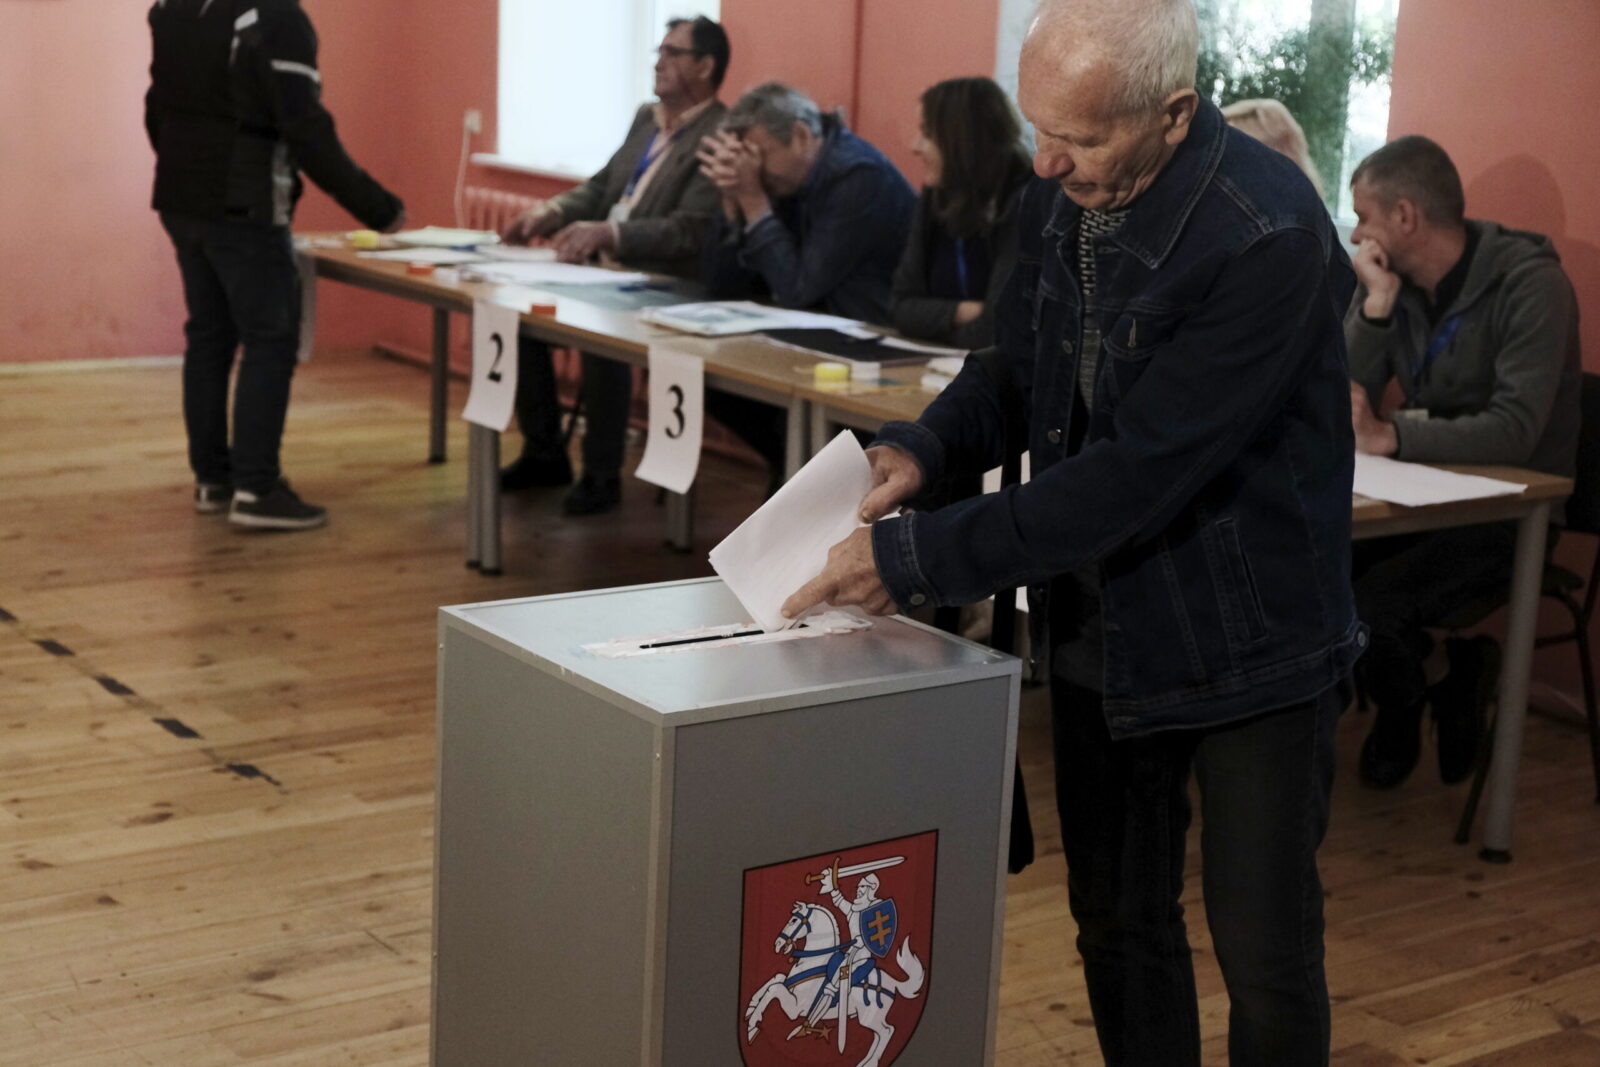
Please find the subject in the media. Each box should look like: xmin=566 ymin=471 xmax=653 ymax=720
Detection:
xmin=785 ymin=1 xmax=1364 ymax=1063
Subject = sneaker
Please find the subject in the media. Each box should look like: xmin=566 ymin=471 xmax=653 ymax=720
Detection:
xmin=562 ymin=473 xmax=621 ymax=516
xmin=194 ymin=483 xmax=233 ymax=514
xmin=1359 ymin=697 xmax=1425 ymax=788
xmin=1430 ymin=635 xmax=1501 ymax=785
xmin=229 ymin=480 xmax=328 ymax=531
xmin=500 ymin=451 xmax=573 ymax=491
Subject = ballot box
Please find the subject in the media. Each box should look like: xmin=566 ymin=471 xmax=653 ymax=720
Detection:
xmin=432 ymin=577 xmax=1020 ymax=1067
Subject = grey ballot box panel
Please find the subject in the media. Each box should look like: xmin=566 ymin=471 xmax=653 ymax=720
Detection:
xmin=434 ymin=578 xmax=1020 ymax=1066
xmin=662 ymin=676 xmax=1013 ymax=1066
xmin=441 ymin=577 xmax=1015 ymax=725
xmin=433 ymin=629 xmax=660 ymax=1067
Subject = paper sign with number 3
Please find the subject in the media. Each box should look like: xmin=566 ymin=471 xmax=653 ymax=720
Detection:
xmin=634 ymin=345 xmax=704 ymax=494
xmin=463 ymin=299 xmax=521 ymax=431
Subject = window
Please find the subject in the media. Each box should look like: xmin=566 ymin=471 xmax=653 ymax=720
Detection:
xmin=497 ymin=0 xmax=720 ymax=178
xmin=992 ymin=0 xmax=1398 ymax=221
xmin=1197 ymin=0 xmax=1397 ymax=220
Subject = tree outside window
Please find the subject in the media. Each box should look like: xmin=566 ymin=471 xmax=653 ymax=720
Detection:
xmin=1196 ymin=0 xmax=1397 ymax=219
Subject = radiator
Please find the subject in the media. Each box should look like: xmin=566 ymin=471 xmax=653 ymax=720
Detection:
xmin=461 ymin=186 xmax=540 ymax=234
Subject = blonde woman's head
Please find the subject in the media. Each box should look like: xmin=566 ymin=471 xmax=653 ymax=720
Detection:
xmin=1222 ymin=98 xmax=1324 ymax=197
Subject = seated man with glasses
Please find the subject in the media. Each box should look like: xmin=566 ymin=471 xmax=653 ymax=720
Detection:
xmin=499 ymin=17 xmax=730 ymax=516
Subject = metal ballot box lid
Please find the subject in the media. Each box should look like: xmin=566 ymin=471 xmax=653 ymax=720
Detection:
xmin=440 ymin=576 xmax=1017 ymax=727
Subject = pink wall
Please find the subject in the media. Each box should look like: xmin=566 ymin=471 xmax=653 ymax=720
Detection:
xmin=9 ymin=0 xmax=1594 ymax=373
xmin=0 ymin=0 xmax=183 ymax=362
xmin=1389 ymin=0 xmax=1600 ymax=376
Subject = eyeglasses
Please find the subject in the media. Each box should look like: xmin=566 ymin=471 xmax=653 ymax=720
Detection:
xmin=656 ymin=44 xmax=703 ymax=60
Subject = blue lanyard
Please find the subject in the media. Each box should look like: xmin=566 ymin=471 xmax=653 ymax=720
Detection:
xmin=625 ymin=126 xmax=687 ymax=198
xmin=954 ymin=238 xmax=972 ymax=299
xmin=1411 ymin=312 xmax=1463 ymax=387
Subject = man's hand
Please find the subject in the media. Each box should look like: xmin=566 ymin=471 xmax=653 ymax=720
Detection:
xmin=953 ymin=300 xmax=984 ymax=326
xmin=698 ymin=131 xmax=769 ymax=222
xmin=1352 ymin=238 xmax=1402 ymax=320
xmin=549 ymin=221 xmax=617 ymax=264
xmin=381 ymin=209 xmax=408 ymax=235
xmin=859 ymin=445 xmax=925 ymax=522
xmin=1350 ymin=382 xmax=1399 ymax=456
xmin=781 ymin=527 xmax=899 ymax=621
xmin=502 ymin=200 xmax=561 ymax=246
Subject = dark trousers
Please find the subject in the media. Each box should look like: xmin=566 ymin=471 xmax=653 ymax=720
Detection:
xmin=514 ymin=338 xmax=631 ymax=478
xmin=1052 ymin=681 xmax=1341 ymax=1066
xmin=1352 ymin=522 xmax=1518 ymax=714
xmin=161 ymin=212 xmax=301 ymax=493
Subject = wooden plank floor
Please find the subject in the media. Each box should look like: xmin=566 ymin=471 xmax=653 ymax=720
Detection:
xmin=0 ymin=354 xmax=1596 ymax=1066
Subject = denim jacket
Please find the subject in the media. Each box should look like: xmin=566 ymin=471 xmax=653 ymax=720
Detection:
xmin=872 ymin=100 xmax=1367 ymax=736
xmin=703 ymin=114 xmax=915 ymax=324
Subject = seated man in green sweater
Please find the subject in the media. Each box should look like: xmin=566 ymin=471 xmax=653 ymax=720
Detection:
xmin=1346 ymin=135 xmax=1582 ymax=788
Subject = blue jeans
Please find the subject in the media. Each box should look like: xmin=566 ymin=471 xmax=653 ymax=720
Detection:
xmin=1052 ymin=681 xmax=1341 ymax=1066
xmin=161 ymin=213 xmax=301 ymax=493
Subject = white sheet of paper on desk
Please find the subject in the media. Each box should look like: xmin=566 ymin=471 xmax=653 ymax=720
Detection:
xmin=642 ymin=300 xmax=867 ymax=336
xmin=475 ymin=261 xmax=649 ymax=287
xmin=357 ymin=247 xmax=490 ymax=265
xmin=476 ymin=245 xmax=557 ymax=262
xmin=1353 ymin=454 xmax=1526 ymax=507
xmin=709 ymin=430 xmax=876 ymax=632
xmin=392 ymin=226 xmax=501 ymax=247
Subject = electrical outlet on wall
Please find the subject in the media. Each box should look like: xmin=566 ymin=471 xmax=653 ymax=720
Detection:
xmin=464 ymin=108 xmax=483 ymax=135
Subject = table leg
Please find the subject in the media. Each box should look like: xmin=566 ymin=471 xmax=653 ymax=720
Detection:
xmin=808 ymin=403 xmax=830 ymax=462
xmin=1478 ymin=500 xmax=1552 ymax=862
xmin=430 ymin=309 xmax=450 ymax=464
xmin=465 ymin=424 xmax=482 ymax=571
xmin=785 ymin=398 xmax=807 ymax=482
xmin=480 ymin=428 xmax=503 ymax=576
xmin=665 ymin=489 xmax=694 ymax=553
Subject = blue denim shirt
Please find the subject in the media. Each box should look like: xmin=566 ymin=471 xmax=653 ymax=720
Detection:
xmin=703 ymin=115 xmax=915 ymax=325
xmin=872 ymin=100 xmax=1367 ymax=736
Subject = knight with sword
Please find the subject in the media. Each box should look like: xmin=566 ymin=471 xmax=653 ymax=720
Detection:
xmin=789 ymin=854 xmax=903 ymax=1050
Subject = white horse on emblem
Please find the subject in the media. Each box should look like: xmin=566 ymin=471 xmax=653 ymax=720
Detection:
xmin=745 ymin=900 xmax=925 ymax=1067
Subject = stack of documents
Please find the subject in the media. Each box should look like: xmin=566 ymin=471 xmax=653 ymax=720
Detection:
xmin=392 ymin=226 xmax=501 ymax=248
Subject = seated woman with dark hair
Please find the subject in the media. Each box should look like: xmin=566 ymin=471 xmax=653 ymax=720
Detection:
xmin=891 ymin=76 xmax=1033 ymax=349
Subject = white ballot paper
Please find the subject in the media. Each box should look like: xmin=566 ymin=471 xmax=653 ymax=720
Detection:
xmin=1353 ymin=453 xmax=1526 ymax=507
xmin=462 ymin=299 xmax=521 ymax=431
xmin=633 ymin=346 xmax=705 ymax=494
xmin=709 ymin=430 xmax=875 ymax=632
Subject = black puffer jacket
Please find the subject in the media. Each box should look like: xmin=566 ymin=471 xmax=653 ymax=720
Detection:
xmin=146 ymin=0 xmax=402 ymax=229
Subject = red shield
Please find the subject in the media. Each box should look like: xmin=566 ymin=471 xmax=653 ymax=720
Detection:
xmin=738 ymin=830 xmax=937 ymax=1067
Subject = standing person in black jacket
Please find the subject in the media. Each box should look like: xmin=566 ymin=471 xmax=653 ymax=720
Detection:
xmin=891 ymin=77 xmax=1033 ymax=350
xmin=147 ymin=0 xmax=405 ymax=530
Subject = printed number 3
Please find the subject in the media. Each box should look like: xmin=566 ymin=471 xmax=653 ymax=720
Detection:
xmin=487 ymin=333 xmax=505 ymax=383
xmin=665 ymin=384 xmax=686 ymax=440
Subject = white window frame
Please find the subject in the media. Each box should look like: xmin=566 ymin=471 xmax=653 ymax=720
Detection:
xmin=489 ymin=0 xmax=720 ymax=181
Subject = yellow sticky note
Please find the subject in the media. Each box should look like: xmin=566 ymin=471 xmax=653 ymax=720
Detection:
xmin=350 ymin=230 xmax=381 ymax=250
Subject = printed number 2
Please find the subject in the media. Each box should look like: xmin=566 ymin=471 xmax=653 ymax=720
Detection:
xmin=487 ymin=333 xmax=505 ymax=383
xmin=665 ymin=384 xmax=686 ymax=439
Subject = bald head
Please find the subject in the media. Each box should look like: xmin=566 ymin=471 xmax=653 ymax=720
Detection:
xmin=1024 ymin=0 xmax=1199 ymax=118
xmin=1017 ymin=0 xmax=1200 ymax=210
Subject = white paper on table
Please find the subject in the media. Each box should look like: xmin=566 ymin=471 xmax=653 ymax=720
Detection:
xmin=392 ymin=226 xmax=500 ymax=247
xmin=880 ymin=336 xmax=969 ymax=357
xmin=462 ymin=299 xmax=521 ymax=431
xmin=357 ymin=246 xmax=490 ymax=265
xmin=709 ymin=430 xmax=876 ymax=632
xmin=642 ymin=300 xmax=869 ymax=337
xmin=633 ymin=346 xmax=705 ymax=495
xmin=1353 ymin=453 xmax=1526 ymax=507
xmin=472 ymin=261 xmax=649 ymax=287
xmin=476 ymin=244 xmax=557 ymax=262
